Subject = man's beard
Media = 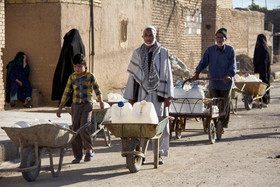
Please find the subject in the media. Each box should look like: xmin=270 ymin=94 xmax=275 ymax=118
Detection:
xmin=145 ymin=38 xmax=156 ymax=46
xmin=217 ymin=42 xmax=224 ymax=47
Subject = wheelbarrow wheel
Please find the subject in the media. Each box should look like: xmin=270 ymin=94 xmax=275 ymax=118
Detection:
xmin=230 ymin=99 xmax=237 ymax=114
xmin=208 ymin=120 xmax=216 ymax=144
xmin=126 ymin=138 xmax=142 ymax=173
xmin=215 ymin=120 xmax=223 ymax=140
xmin=175 ymin=118 xmax=182 ymax=139
xmin=244 ymin=92 xmax=253 ymax=110
xmin=175 ymin=117 xmax=185 ymax=139
xmin=175 ymin=130 xmax=182 ymax=139
xmin=21 ymin=147 xmax=42 ymax=182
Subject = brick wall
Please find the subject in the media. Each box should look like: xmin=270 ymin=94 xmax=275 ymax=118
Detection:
xmin=217 ymin=0 xmax=232 ymax=9
xmin=0 ymin=0 xmax=4 ymax=111
xmin=202 ymin=1 xmax=267 ymax=59
xmin=259 ymin=9 xmax=280 ymax=55
xmin=6 ymin=0 xmax=101 ymax=5
xmin=152 ymin=0 xmax=202 ymax=69
xmin=201 ymin=0 xmax=217 ymax=56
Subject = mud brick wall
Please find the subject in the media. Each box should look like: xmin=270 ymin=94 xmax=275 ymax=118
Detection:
xmin=202 ymin=0 xmax=266 ymax=59
xmin=3 ymin=0 xmax=101 ymax=106
xmin=152 ymin=0 xmax=202 ymax=69
xmin=0 ymin=0 xmax=4 ymax=111
xmin=219 ymin=9 xmax=264 ymax=58
xmin=259 ymin=9 xmax=280 ymax=56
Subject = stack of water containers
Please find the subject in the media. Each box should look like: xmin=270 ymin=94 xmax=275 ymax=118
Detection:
xmin=111 ymin=100 xmax=158 ymax=124
xmin=170 ymin=81 xmax=205 ymax=113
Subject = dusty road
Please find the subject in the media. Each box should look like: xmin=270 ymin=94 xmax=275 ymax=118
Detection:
xmin=0 ymin=81 xmax=280 ymax=187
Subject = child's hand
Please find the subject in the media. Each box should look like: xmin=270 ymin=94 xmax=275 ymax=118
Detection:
xmin=56 ymin=108 xmax=62 ymax=118
xmin=100 ymin=101 xmax=104 ymax=109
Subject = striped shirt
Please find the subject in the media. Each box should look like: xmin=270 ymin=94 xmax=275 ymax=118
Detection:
xmin=61 ymin=72 xmax=102 ymax=104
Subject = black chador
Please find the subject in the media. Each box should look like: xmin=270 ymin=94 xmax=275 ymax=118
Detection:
xmin=51 ymin=29 xmax=85 ymax=106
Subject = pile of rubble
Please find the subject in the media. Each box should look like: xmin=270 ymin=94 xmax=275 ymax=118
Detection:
xmin=170 ymin=55 xmax=193 ymax=85
xmin=236 ymin=54 xmax=254 ymax=74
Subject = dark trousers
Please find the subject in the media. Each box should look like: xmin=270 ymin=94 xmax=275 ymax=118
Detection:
xmin=71 ymin=102 xmax=93 ymax=158
xmin=207 ymin=89 xmax=230 ymax=128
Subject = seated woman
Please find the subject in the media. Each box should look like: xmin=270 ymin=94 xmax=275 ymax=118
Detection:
xmin=5 ymin=52 xmax=32 ymax=108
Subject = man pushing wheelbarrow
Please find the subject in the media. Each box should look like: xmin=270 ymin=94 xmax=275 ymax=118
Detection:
xmin=192 ymin=28 xmax=236 ymax=131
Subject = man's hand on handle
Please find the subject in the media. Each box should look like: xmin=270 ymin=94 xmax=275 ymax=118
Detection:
xmin=223 ymin=76 xmax=231 ymax=83
xmin=192 ymin=72 xmax=200 ymax=81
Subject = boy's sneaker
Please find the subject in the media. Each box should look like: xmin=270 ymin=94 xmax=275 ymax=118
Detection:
xmin=84 ymin=151 xmax=95 ymax=162
xmin=72 ymin=157 xmax=83 ymax=164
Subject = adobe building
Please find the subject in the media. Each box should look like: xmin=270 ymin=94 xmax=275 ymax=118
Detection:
xmin=202 ymin=0 xmax=272 ymax=58
xmin=2 ymin=0 xmax=204 ymax=108
xmin=0 ymin=0 xmax=272 ymax=110
xmin=0 ymin=0 xmax=4 ymax=111
xmin=258 ymin=8 xmax=280 ymax=63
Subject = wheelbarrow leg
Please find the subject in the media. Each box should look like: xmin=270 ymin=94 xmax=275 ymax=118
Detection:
xmin=102 ymin=127 xmax=111 ymax=146
xmin=19 ymin=136 xmax=24 ymax=161
xmin=142 ymin=138 xmax=150 ymax=156
xmin=48 ymin=147 xmax=65 ymax=177
xmin=154 ymin=137 xmax=159 ymax=168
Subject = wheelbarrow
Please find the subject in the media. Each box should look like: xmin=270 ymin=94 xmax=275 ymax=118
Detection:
xmin=235 ymin=81 xmax=272 ymax=110
xmin=1 ymin=122 xmax=91 ymax=182
xmin=169 ymin=78 xmax=233 ymax=143
xmin=103 ymin=116 xmax=170 ymax=173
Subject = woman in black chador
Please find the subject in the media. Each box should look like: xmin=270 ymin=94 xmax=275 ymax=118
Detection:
xmin=253 ymin=34 xmax=271 ymax=105
xmin=51 ymin=29 xmax=85 ymax=106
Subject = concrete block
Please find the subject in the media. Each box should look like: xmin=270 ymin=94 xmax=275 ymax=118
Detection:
xmin=30 ymin=89 xmax=43 ymax=107
xmin=0 ymin=140 xmax=19 ymax=162
xmin=274 ymin=71 xmax=280 ymax=80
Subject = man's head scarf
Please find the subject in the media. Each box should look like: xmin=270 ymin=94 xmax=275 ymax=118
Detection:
xmin=143 ymin=25 xmax=157 ymax=46
xmin=143 ymin=25 xmax=157 ymax=36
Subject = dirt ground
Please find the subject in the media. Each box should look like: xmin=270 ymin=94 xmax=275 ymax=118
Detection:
xmin=0 ymin=82 xmax=280 ymax=186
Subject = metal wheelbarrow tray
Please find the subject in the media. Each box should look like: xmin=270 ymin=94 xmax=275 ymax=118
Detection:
xmin=103 ymin=116 xmax=170 ymax=173
xmin=2 ymin=124 xmax=75 ymax=148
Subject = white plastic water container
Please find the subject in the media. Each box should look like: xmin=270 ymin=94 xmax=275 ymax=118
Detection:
xmin=92 ymin=100 xmax=110 ymax=109
xmin=185 ymin=81 xmax=205 ymax=113
xmin=57 ymin=123 xmax=70 ymax=129
xmin=131 ymin=100 xmax=159 ymax=124
xmin=170 ymin=86 xmax=190 ymax=113
xmin=32 ymin=119 xmax=52 ymax=126
xmin=234 ymin=74 xmax=245 ymax=82
xmin=245 ymin=74 xmax=260 ymax=82
xmin=111 ymin=102 xmax=133 ymax=123
xmin=108 ymin=93 xmax=124 ymax=102
xmin=14 ymin=121 xmax=32 ymax=128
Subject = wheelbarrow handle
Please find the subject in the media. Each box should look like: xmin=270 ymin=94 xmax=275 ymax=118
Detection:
xmin=265 ymin=85 xmax=273 ymax=92
xmin=75 ymin=121 xmax=92 ymax=135
xmin=181 ymin=78 xmax=232 ymax=88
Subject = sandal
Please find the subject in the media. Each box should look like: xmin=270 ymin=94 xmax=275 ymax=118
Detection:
xmin=159 ymin=156 xmax=164 ymax=165
xmin=72 ymin=157 xmax=83 ymax=164
xmin=84 ymin=152 xmax=95 ymax=162
xmin=23 ymin=104 xmax=32 ymax=108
